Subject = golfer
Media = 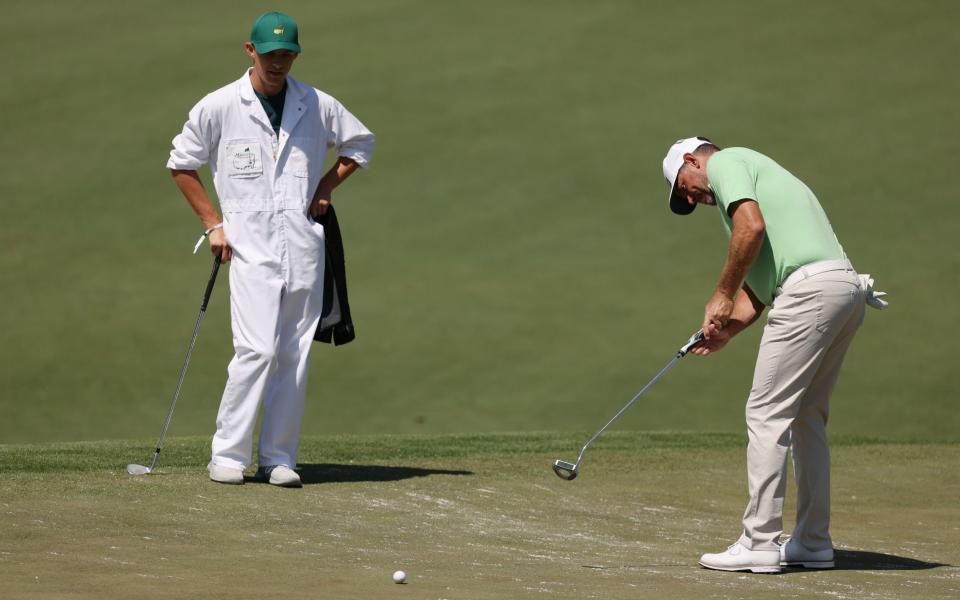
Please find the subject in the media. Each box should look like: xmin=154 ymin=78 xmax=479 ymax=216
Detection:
xmin=167 ymin=12 xmax=375 ymax=487
xmin=662 ymin=137 xmax=886 ymax=572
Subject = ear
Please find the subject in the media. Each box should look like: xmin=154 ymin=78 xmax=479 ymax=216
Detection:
xmin=244 ymin=42 xmax=257 ymax=59
xmin=682 ymin=153 xmax=700 ymax=168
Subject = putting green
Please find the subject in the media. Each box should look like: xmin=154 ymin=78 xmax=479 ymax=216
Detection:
xmin=2 ymin=433 xmax=957 ymax=599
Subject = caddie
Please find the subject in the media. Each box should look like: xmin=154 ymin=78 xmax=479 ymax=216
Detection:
xmin=166 ymin=11 xmax=375 ymax=487
xmin=662 ymin=137 xmax=887 ymax=572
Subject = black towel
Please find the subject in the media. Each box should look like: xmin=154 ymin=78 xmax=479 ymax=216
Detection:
xmin=314 ymin=204 xmax=356 ymax=345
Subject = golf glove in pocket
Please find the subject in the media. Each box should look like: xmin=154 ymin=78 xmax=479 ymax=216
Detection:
xmin=858 ymin=274 xmax=889 ymax=310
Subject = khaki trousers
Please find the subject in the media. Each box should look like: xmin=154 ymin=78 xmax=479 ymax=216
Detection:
xmin=737 ymin=268 xmax=865 ymax=552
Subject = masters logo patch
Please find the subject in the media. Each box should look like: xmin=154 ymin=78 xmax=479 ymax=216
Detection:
xmin=225 ymin=140 xmax=263 ymax=178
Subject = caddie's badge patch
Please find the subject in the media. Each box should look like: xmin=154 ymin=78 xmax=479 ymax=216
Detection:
xmin=234 ymin=148 xmax=256 ymax=170
xmin=225 ymin=140 xmax=263 ymax=178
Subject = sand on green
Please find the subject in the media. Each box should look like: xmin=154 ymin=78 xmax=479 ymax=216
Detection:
xmin=2 ymin=433 xmax=957 ymax=599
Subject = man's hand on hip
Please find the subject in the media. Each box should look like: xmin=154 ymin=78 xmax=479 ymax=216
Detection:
xmin=309 ymin=157 xmax=360 ymax=220
xmin=309 ymin=196 xmax=330 ymax=219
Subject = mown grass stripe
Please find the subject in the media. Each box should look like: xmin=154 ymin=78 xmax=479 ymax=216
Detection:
xmin=0 ymin=431 xmax=954 ymax=474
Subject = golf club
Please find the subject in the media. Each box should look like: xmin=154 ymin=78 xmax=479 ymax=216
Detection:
xmin=128 ymin=255 xmax=222 ymax=476
xmin=552 ymin=328 xmax=704 ymax=481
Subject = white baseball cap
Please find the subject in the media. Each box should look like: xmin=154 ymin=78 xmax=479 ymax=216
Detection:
xmin=662 ymin=136 xmax=713 ymax=215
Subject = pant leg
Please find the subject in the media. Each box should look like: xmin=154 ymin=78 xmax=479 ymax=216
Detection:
xmin=790 ymin=274 xmax=865 ymax=551
xmin=257 ymin=286 xmax=325 ymax=467
xmin=256 ymin=212 xmax=327 ymax=468
xmin=210 ymin=260 xmax=283 ymax=471
xmin=737 ymin=277 xmax=843 ymax=550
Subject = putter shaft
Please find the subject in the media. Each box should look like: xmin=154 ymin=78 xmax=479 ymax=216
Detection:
xmin=553 ymin=329 xmax=703 ymax=479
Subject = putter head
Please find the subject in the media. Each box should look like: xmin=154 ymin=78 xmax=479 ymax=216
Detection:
xmin=127 ymin=464 xmax=152 ymax=475
xmin=552 ymin=459 xmax=578 ymax=481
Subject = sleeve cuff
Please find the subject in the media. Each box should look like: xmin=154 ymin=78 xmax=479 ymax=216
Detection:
xmin=338 ymin=150 xmax=372 ymax=169
xmin=166 ymin=155 xmax=205 ymax=171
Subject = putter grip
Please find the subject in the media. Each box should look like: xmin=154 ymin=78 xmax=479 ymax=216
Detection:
xmin=200 ymin=256 xmax=221 ymax=311
xmin=677 ymin=329 xmax=705 ymax=357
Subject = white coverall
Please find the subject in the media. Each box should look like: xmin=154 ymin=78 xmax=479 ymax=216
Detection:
xmin=166 ymin=69 xmax=374 ymax=471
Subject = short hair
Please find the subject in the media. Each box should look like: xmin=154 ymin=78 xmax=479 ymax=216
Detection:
xmin=693 ymin=139 xmax=721 ymax=154
xmin=676 ymin=140 xmax=721 ymax=177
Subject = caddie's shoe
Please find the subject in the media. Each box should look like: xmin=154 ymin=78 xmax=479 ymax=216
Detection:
xmin=208 ymin=464 xmax=244 ymax=485
xmin=780 ymin=537 xmax=835 ymax=569
xmin=257 ymin=465 xmax=302 ymax=488
xmin=699 ymin=542 xmax=782 ymax=574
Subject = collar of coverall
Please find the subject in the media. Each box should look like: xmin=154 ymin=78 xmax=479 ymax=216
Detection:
xmin=239 ymin=68 xmax=303 ymax=103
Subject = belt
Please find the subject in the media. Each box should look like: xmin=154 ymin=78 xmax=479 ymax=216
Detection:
xmin=774 ymin=259 xmax=855 ymax=298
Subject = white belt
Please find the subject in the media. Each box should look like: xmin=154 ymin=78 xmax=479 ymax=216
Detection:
xmin=774 ymin=259 xmax=855 ymax=297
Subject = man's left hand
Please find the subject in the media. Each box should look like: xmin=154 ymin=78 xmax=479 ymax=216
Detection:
xmin=703 ymin=290 xmax=735 ymax=338
xmin=309 ymin=195 xmax=331 ymax=220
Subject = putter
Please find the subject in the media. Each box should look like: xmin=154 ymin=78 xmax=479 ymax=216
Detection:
xmin=128 ymin=255 xmax=222 ymax=476
xmin=552 ymin=329 xmax=704 ymax=481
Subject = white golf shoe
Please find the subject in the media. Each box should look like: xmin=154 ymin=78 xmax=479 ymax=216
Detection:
xmin=257 ymin=465 xmax=302 ymax=488
xmin=699 ymin=542 xmax=782 ymax=573
xmin=780 ymin=537 xmax=835 ymax=569
xmin=208 ymin=464 xmax=244 ymax=485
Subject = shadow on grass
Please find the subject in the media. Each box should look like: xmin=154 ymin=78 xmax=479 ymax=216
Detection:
xmin=778 ymin=550 xmax=950 ymax=573
xmin=245 ymin=463 xmax=474 ymax=485
xmin=829 ymin=549 xmax=950 ymax=571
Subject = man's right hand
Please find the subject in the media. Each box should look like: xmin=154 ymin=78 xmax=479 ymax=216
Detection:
xmin=690 ymin=328 xmax=732 ymax=356
xmin=692 ymin=287 xmax=766 ymax=356
xmin=208 ymin=227 xmax=233 ymax=262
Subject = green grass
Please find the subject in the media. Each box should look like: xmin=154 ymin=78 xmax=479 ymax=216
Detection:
xmin=5 ymin=431 xmax=746 ymax=473
xmin=0 ymin=430 xmax=943 ymax=474
xmin=2 ymin=433 xmax=958 ymax=599
xmin=1 ymin=0 xmax=958 ymax=444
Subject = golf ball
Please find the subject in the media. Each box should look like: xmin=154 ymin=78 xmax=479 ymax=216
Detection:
xmin=392 ymin=570 xmax=406 ymax=584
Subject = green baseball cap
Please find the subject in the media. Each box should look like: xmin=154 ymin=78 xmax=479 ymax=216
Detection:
xmin=250 ymin=11 xmax=301 ymax=54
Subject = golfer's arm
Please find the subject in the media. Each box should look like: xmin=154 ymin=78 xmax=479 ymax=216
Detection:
xmin=715 ymin=199 xmax=765 ymax=299
xmin=170 ymin=169 xmax=222 ymax=229
xmin=723 ymin=286 xmax=766 ymax=337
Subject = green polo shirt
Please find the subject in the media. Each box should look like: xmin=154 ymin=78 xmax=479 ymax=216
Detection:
xmin=706 ymin=148 xmax=846 ymax=304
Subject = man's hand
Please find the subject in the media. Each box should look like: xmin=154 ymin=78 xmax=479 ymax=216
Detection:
xmin=694 ymin=287 xmax=766 ymax=355
xmin=309 ymin=194 xmax=331 ymax=220
xmin=171 ymin=169 xmax=232 ymax=261
xmin=308 ymin=157 xmax=360 ymax=221
xmin=208 ymin=227 xmax=233 ymax=262
xmin=691 ymin=328 xmax=732 ymax=356
xmin=703 ymin=290 xmax=735 ymax=339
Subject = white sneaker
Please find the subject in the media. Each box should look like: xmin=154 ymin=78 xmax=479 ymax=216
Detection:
xmin=208 ymin=464 xmax=244 ymax=485
xmin=257 ymin=465 xmax=302 ymax=488
xmin=780 ymin=537 xmax=835 ymax=569
xmin=699 ymin=542 xmax=781 ymax=573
